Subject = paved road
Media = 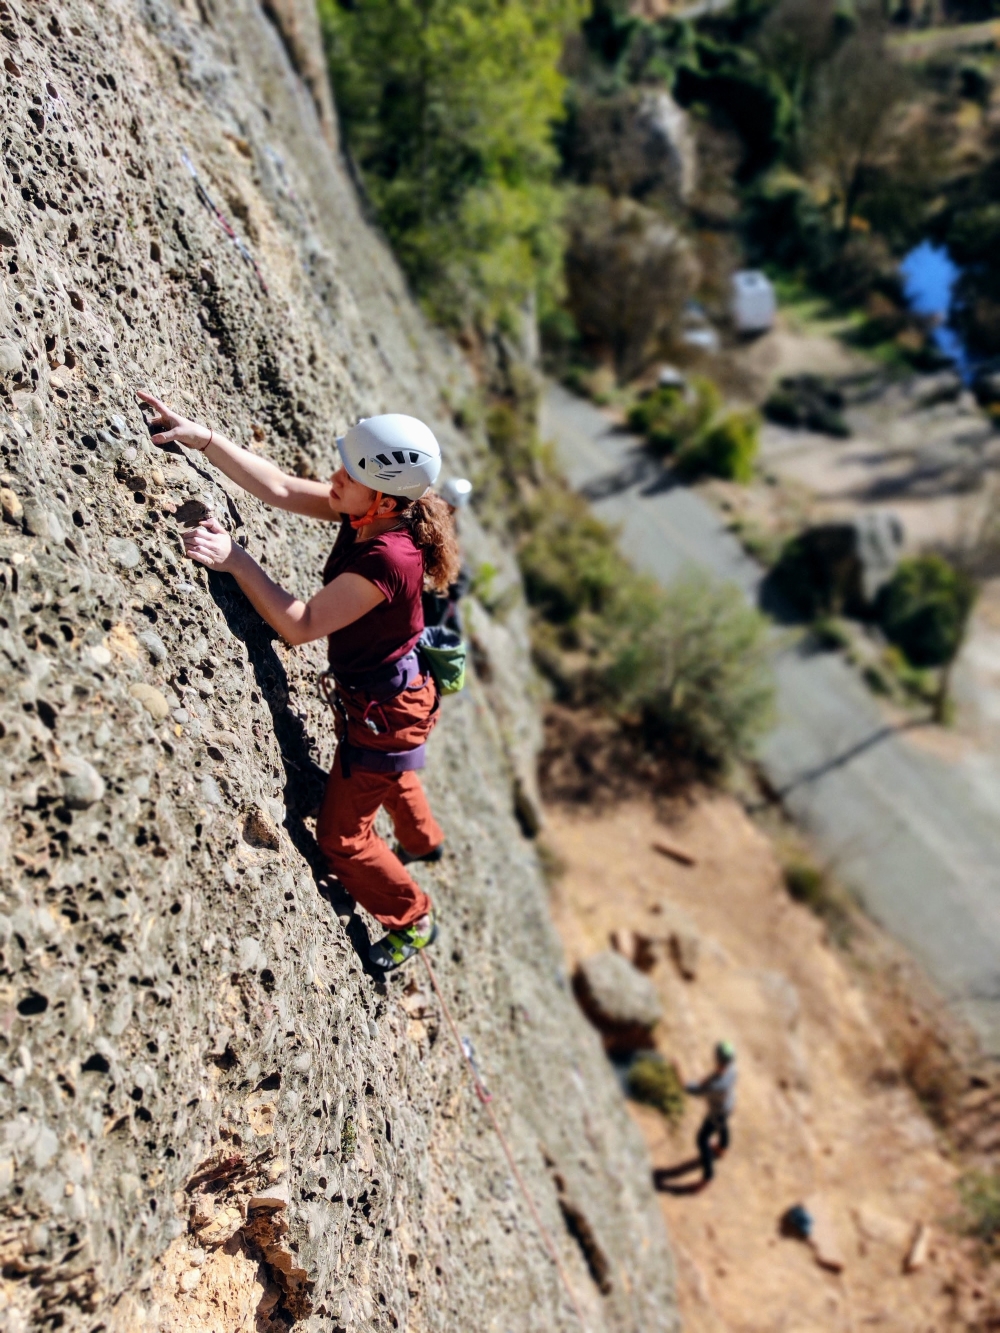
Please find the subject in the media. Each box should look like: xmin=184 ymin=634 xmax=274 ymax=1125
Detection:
xmin=543 ymin=381 xmax=1000 ymax=1054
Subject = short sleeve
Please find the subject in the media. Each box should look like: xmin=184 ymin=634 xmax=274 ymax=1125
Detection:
xmin=344 ymin=542 xmax=403 ymax=603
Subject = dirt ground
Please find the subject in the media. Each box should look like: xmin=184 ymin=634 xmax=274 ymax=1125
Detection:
xmin=544 ymin=793 xmax=998 ymax=1333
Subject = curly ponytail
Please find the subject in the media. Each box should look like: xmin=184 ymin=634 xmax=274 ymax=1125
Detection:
xmin=396 ymin=491 xmax=462 ymax=592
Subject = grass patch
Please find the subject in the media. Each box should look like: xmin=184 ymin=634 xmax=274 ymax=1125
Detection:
xmin=626 ymin=1053 xmax=686 ymax=1127
xmin=783 ymin=857 xmax=853 ymax=947
xmin=959 ymin=1170 xmax=1000 ymax=1259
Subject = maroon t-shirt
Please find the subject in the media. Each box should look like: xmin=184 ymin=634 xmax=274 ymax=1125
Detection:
xmin=322 ymin=521 xmax=425 ymax=678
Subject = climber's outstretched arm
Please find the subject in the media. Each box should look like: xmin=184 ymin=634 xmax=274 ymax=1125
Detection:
xmin=181 ymin=517 xmax=382 ymax=644
xmin=137 ymin=390 xmax=335 ymax=521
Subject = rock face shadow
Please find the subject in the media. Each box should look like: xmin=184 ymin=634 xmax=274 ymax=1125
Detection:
xmin=206 ymin=571 xmax=377 ymax=970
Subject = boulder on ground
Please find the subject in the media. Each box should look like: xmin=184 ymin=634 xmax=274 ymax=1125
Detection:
xmin=764 ymin=511 xmax=905 ymax=620
xmin=574 ymin=949 xmax=663 ymax=1053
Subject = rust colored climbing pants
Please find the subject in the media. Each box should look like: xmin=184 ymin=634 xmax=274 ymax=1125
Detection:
xmin=316 ymin=751 xmax=443 ymax=929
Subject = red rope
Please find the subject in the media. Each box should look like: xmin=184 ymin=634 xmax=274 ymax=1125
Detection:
xmin=420 ymin=953 xmax=589 ymax=1330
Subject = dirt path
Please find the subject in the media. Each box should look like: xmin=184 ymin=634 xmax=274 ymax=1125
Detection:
xmin=544 ymin=794 xmax=987 ymax=1332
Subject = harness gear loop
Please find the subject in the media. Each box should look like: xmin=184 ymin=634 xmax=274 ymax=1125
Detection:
xmin=420 ymin=953 xmax=589 ymax=1330
xmin=350 ymin=490 xmax=385 ymax=530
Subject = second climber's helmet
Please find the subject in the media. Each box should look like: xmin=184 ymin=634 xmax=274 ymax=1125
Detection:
xmin=440 ymin=477 xmax=473 ymax=509
xmin=337 ymin=414 xmax=442 ymax=501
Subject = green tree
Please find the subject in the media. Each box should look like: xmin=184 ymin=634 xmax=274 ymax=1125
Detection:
xmin=605 ymin=571 xmax=774 ymax=768
xmin=319 ymin=0 xmax=584 ymax=332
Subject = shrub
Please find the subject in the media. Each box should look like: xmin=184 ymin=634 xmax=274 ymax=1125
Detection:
xmin=959 ymin=1170 xmax=1000 ymax=1254
xmin=626 ymin=1053 xmax=686 ymax=1126
xmin=628 ymin=378 xmax=720 ymax=457
xmin=783 ymin=858 xmax=853 ymax=945
xmin=518 ymin=487 xmax=625 ymax=625
xmin=675 ymin=410 xmax=760 ymax=483
xmin=764 ymin=375 xmax=849 ymax=438
xmin=605 ymin=571 xmax=774 ymax=769
xmin=874 ymin=555 xmax=976 ymax=668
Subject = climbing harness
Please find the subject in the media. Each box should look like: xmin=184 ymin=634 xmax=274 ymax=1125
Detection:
xmin=180 ymin=151 xmax=269 ymax=294
xmin=420 ymin=952 xmax=590 ymax=1331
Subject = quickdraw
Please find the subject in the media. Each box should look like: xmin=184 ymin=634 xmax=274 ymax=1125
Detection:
xmin=180 ymin=151 xmax=269 ymax=295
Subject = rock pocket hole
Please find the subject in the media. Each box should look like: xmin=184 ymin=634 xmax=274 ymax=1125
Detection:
xmin=17 ymin=991 xmax=48 ymax=1016
xmin=81 ymin=1054 xmax=110 ymax=1073
xmin=256 ymin=1072 xmax=281 ymax=1092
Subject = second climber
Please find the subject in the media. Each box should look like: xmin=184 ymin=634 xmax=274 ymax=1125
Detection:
xmin=137 ymin=391 xmax=460 ymax=971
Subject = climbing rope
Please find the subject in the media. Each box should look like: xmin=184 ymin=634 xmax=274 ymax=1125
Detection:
xmin=420 ymin=953 xmax=590 ymax=1331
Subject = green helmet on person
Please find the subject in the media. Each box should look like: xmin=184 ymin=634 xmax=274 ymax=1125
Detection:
xmin=716 ymin=1040 xmax=735 ymax=1063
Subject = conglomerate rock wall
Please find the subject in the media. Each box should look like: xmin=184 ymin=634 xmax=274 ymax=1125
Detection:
xmin=0 ymin=1 xmax=678 ymax=1330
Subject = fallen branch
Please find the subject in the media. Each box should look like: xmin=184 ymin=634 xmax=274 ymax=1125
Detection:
xmin=652 ymin=838 xmax=696 ymax=868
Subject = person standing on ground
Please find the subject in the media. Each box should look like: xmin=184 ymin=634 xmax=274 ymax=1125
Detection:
xmin=686 ymin=1041 xmax=737 ymax=1187
xmin=422 ymin=477 xmax=473 ymax=636
xmin=137 ymin=391 xmax=460 ymax=971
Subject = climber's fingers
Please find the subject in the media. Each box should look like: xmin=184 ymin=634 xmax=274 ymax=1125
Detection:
xmin=150 ymin=425 xmax=184 ymax=443
xmin=182 ymin=518 xmax=233 ymax=570
xmin=136 ymin=389 xmax=177 ymax=424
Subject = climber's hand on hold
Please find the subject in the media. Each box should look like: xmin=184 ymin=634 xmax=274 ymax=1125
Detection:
xmin=137 ymin=389 xmax=212 ymax=451
xmin=182 ymin=516 xmax=236 ymax=571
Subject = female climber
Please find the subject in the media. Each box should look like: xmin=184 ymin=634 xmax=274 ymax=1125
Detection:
xmin=136 ymin=390 xmax=460 ymax=971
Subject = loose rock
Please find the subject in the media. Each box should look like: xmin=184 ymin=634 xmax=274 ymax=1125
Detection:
xmin=574 ymin=949 xmax=663 ymax=1052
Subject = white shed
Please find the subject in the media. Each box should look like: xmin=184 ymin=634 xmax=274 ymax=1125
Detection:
xmin=730 ymin=270 xmax=776 ymax=334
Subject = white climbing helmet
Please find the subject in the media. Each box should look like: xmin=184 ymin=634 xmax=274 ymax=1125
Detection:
xmin=337 ymin=414 xmax=442 ymax=501
xmin=440 ymin=477 xmax=473 ymax=509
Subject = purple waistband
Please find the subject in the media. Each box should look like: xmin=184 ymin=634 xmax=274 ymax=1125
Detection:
xmin=333 ymin=649 xmax=421 ymax=702
xmin=343 ymin=741 xmax=426 ymax=774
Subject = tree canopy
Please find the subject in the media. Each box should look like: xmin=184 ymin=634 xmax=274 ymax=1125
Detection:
xmin=320 ymin=0 xmax=585 ymax=333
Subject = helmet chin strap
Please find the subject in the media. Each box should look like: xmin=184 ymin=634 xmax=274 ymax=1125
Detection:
xmin=350 ymin=491 xmax=386 ymax=530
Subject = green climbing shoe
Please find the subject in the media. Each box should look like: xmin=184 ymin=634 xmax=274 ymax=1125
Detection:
xmin=369 ymin=911 xmax=437 ymax=972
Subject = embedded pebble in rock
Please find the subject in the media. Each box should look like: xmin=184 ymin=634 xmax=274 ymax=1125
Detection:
xmin=128 ymin=683 xmax=171 ymax=720
xmin=59 ymin=757 xmax=106 ymax=810
xmin=21 ymin=500 xmax=54 ymax=539
xmin=243 ymin=804 xmax=281 ymax=850
xmin=0 ymin=488 xmax=23 ymax=523
xmin=0 ymin=1 xmax=677 ymax=1329
xmin=137 ymin=630 xmax=168 ymax=664
xmin=106 ymin=537 xmax=141 ymax=568
xmin=0 ymin=342 xmax=21 ymax=374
